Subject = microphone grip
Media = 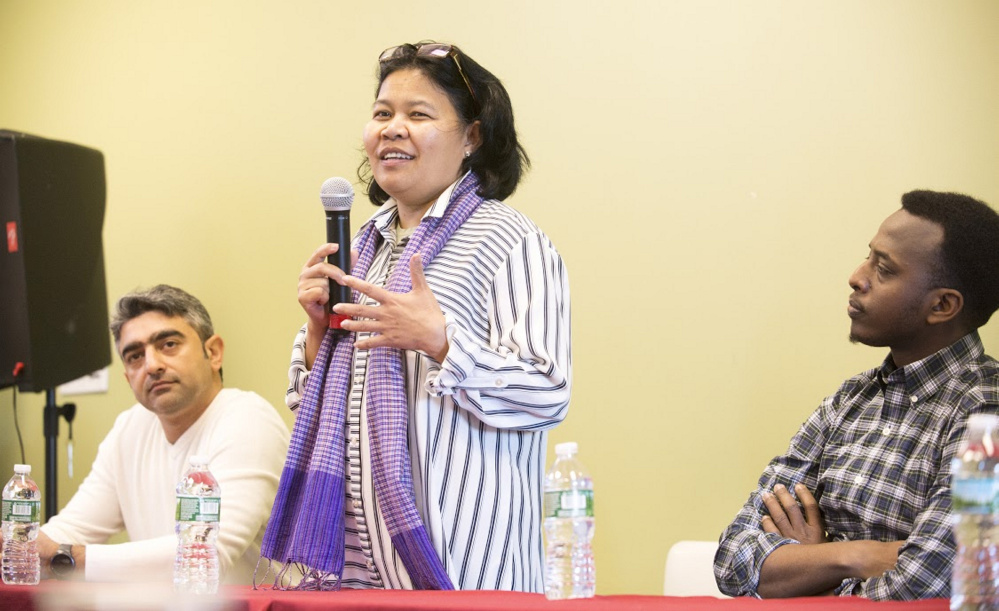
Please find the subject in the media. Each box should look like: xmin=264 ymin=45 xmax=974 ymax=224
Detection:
xmin=325 ymin=211 xmax=352 ymax=330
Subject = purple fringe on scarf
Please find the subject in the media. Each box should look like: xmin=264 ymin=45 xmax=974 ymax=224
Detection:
xmin=259 ymin=313 xmax=353 ymax=585
xmin=392 ymin=529 xmax=452 ymax=590
xmin=260 ymin=173 xmax=483 ymax=590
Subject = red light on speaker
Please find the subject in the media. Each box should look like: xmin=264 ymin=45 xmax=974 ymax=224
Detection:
xmin=5 ymin=221 xmax=16 ymax=253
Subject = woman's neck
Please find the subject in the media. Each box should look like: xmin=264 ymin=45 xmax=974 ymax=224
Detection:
xmin=392 ymin=173 xmax=466 ymax=228
xmin=395 ymin=200 xmax=433 ymax=229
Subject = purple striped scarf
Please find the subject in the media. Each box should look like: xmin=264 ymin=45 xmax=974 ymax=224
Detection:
xmin=259 ymin=173 xmax=484 ymax=590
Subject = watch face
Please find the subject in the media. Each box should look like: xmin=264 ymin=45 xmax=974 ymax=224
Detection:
xmin=50 ymin=550 xmax=75 ymax=577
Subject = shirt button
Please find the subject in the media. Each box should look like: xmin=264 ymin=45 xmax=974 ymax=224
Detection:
xmin=350 ymin=435 xmax=360 ymax=448
xmin=910 ymin=395 xmax=918 ymax=403
xmin=854 ymin=475 xmax=866 ymax=485
xmin=494 ymin=377 xmax=505 ymax=388
xmin=353 ymin=499 xmax=362 ymax=509
xmin=883 ymin=425 xmax=892 ymax=435
xmin=367 ymin=560 xmax=376 ymax=571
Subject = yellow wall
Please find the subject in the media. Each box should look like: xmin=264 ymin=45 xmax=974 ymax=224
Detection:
xmin=1 ymin=0 xmax=998 ymax=596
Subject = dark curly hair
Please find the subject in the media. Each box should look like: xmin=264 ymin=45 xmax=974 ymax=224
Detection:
xmin=359 ymin=41 xmax=529 ymax=206
xmin=901 ymin=190 xmax=999 ymax=329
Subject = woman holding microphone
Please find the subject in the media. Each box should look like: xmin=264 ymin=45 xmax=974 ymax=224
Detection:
xmin=262 ymin=42 xmax=571 ymax=592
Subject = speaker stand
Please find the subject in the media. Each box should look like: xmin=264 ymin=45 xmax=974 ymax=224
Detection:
xmin=42 ymin=389 xmax=75 ymax=521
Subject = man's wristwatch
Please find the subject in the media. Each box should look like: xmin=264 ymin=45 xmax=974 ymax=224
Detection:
xmin=50 ymin=543 xmax=76 ymax=579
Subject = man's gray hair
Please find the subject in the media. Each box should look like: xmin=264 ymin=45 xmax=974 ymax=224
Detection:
xmin=110 ymin=284 xmax=214 ymax=346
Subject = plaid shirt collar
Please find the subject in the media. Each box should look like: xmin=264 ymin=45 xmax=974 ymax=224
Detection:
xmin=877 ymin=331 xmax=984 ymax=406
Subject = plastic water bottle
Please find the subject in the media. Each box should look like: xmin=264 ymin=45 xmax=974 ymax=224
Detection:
xmin=951 ymin=413 xmax=999 ymax=611
xmin=544 ymin=441 xmax=595 ymax=600
xmin=2 ymin=464 xmax=41 ymax=585
xmin=174 ymin=456 xmax=220 ymax=594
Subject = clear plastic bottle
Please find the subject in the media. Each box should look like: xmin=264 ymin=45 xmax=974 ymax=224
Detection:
xmin=2 ymin=464 xmax=41 ymax=586
xmin=174 ymin=456 xmax=221 ymax=594
xmin=544 ymin=441 xmax=595 ymax=600
xmin=951 ymin=414 xmax=999 ymax=611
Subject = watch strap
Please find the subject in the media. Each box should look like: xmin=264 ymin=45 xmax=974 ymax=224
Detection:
xmin=50 ymin=543 xmax=76 ymax=578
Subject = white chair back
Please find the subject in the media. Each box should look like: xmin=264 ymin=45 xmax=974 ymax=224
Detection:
xmin=662 ymin=540 xmax=730 ymax=598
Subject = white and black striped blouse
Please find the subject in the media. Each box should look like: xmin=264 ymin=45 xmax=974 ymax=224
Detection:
xmin=286 ymin=183 xmax=572 ymax=591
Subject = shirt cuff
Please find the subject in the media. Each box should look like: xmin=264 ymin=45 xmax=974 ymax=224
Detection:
xmin=84 ymin=536 xmax=176 ymax=582
xmin=425 ymin=314 xmax=474 ymax=396
xmin=836 ymin=577 xmax=862 ymax=596
xmin=746 ymin=536 xmax=799 ymax=597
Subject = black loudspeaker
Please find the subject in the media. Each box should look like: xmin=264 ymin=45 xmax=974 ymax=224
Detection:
xmin=0 ymin=130 xmax=111 ymax=392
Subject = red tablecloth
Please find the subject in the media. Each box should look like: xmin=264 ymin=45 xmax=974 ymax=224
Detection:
xmin=231 ymin=587 xmax=950 ymax=611
xmin=0 ymin=582 xmax=951 ymax=611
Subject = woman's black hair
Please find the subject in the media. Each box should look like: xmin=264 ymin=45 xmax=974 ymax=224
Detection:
xmin=359 ymin=42 xmax=530 ymax=206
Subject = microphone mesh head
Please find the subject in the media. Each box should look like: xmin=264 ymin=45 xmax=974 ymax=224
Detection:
xmin=320 ymin=177 xmax=355 ymax=211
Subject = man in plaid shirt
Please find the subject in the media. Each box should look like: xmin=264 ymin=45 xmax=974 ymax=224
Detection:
xmin=715 ymin=190 xmax=999 ymax=599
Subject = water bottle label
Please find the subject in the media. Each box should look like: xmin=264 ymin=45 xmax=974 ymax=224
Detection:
xmin=544 ymin=490 xmax=594 ymax=518
xmin=1 ymin=499 xmax=40 ymax=523
xmin=952 ymin=478 xmax=999 ymax=513
xmin=175 ymin=495 xmax=221 ymax=522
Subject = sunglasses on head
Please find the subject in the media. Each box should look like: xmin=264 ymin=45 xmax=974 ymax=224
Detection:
xmin=378 ymin=43 xmax=480 ymax=115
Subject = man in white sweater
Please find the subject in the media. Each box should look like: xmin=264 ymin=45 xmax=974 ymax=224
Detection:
xmin=37 ymin=285 xmax=290 ymax=584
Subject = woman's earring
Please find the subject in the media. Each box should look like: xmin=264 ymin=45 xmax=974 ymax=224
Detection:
xmin=464 ymin=151 xmax=471 ymax=158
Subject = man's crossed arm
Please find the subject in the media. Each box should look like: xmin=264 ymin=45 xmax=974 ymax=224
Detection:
xmin=757 ymin=482 xmax=903 ymax=598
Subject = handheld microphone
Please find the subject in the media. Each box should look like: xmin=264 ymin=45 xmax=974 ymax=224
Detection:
xmin=320 ymin=177 xmax=355 ymax=330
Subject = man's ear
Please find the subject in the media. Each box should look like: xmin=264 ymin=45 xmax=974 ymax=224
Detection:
xmin=204 ymin=334 xmax=225 ymax=372
xmin=926 ymin=288 xmax=964 ymax=325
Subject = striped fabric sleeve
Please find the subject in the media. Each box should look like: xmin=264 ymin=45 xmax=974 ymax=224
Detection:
xmin=425 ymin=231 xmax=571 ymax=430
xmin=286 ymin=324 xmax=309 ymax=411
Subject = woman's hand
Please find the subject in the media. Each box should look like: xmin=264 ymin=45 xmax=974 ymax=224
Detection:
xmin=298 ymin=243 xmax=357 ymax=367
xmin=335 ymin=254 xmax=449 ymax=362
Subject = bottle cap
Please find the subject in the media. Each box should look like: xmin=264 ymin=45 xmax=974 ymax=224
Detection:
xmin=554 ymin=442 xmax=578 ymax=456
xmin=14 ymin=464 xmax=31 ymax=474
xmin=968 ymin=414 xmax=999 ymax=431
xmin=189 ymin=455 xmax=208 ymax=467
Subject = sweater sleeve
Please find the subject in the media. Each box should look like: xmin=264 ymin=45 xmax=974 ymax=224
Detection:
xmin=42 ymin=393 xmax=290 ymax=584
xmin=199 ymin=393 xmax=289 ymax=582
xmin=83 ymin=536 xmax=177 ymax=582
xmin=40 ymin=412 xmax=129 ymax=547
xmin=40 ymin=410 xmax=177 ymax=582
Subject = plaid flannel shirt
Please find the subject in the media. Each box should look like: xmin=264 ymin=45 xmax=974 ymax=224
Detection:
xmin=715 ymin=332 xmax=999 ymax=599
